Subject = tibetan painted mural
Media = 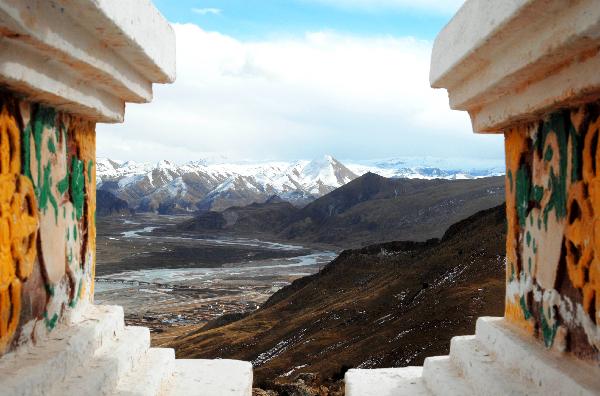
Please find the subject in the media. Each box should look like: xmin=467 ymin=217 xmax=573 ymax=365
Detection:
xmin=505 ymin=102 xmax=600 ymax=360
xmin=0 ymin=90 xmax=96 ymax=356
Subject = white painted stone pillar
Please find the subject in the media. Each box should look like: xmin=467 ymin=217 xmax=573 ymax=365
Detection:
xmin=0 ymin=1 xmax=252 ymax=395
xmin=346 ymin=1 xmax=600 ymax=394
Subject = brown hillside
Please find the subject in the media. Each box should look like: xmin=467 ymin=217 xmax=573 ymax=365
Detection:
xmin=167 ymin=205 xmax=507 ymax=390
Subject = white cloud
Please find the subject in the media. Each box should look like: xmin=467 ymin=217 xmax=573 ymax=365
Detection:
xmin=302 ymin=0 xmax=465 ymax=14
xmin=191 ymin=7 xmax=221 ymax=15
xmin=97 ymin=23 xmax=503 ymax=163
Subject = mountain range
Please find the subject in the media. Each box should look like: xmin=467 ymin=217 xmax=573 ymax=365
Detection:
xmin=97 ymin=155 xmax=505 ymax=214
xmin=180 ymin=173 xmax=505 ymax=247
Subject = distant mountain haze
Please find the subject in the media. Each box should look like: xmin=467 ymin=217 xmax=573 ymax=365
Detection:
xmin=97 ymin=155 xmax=504 ymax=214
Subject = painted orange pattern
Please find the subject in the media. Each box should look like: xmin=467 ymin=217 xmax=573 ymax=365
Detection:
xmin=72 ymin=119 xmax=96 ymax=300
xmin=582 ymin=115 xmax=600 ymax=326
xmin=0 ymin=92 xmax=96 ymax=356
xmin=0 ymin=104 xmax=39 ymax=353
xmin=504 ymin=126 xmax=528 ymax=281
xmin=565 ymin=182 xmax=593 ymax=288
xmin=505 ymin=103 xmax=600 ymax=356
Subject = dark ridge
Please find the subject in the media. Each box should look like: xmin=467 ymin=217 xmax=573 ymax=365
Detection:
xmin=96 ymin=189 xmax=133 ymax=217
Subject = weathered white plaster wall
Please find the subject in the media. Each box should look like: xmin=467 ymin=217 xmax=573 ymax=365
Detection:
xmin=431 ymin=0 xmax=600 ymax=133
xmin=0 ymin=0 xmax=176 ymax=122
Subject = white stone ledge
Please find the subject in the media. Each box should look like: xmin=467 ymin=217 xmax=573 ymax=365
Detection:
xmin=0 ymin=0 xmax=175 ymax=122
xmin=167 ymin=359 xmax=253 ymax=396
xmin=0 ymin=304 xmax=253 ymax=396
xmin=344 ymin=317 xmax=600 ymax=395
xmin=0 ymin=39 xmax=125 ymax=122
xmin=430 ymin=0 xmax=600 ymax=132
xmin=345 ymin=367 xmax=429 ymax=396
xmin=57 ymin=0 xmax=176 ymax=85
xmin=475 ymin=317 xmax=600 ymax=395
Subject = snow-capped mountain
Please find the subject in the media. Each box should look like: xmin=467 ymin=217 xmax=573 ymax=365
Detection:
xmin=97 ymin=155 xmax=358 ymax=213
xmin=96 ymin=155 xmax=505 ymax=214
xmin=345 ymin=156 xmax=505 ymax=180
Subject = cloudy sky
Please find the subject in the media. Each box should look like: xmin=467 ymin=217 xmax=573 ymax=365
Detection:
xmin=96 ymin=0 xmax=505 ymax=163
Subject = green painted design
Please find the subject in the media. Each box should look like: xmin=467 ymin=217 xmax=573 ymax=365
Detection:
xmin=540 ymin=114 xmax=568 ymax=225
xmin=505 ymin=107 xmax=598 ymax=353
xmin=32 ymin=106 xmax=56 ymax=192
xmin=516 ymin=165 xmax=531 ymax=227
xmin=73 ymin=225 xmax=77 ymax=241
xmin=543 ymin=172 xmax=567 ymax=230
xmin=21 ymin=125 xmax=32 ymax=180
xmin=519 ymin=294 xmax=532 ymax=320
xmin=45 ymin=284 xmax=55 ymax=297
xmin=39 ymin=163 xmax=58 ymax=223
xmin=540 ymin=307 xmax=558 ymax=348
xmin=70 ymin=157 xmax=85 ymax=220
xmin=43 ymin=312 xmax=59 ymax=331
xmin=23 ymin=105 xmax=63 ymax=223
xmin=47 ymin=137 xmax=56 ymax=154
xmin=33 ymin=125 xmax=42 ymax=195
xmin=533 ymin=185 xmax=544 ymax=204
xmin=57 ymin=174 xmax=69 ymax=195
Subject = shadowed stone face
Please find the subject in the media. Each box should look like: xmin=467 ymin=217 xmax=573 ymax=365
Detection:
xmin=505 ymin=102 xmax=600 ymax=358
xmin=0 ymin=91 xmax=96 ymax=355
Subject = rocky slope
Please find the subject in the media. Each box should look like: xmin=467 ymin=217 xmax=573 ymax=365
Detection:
xmin=96 ymin=155 xmax=504 ymax=214
xmin=167 ymin=205 xmax=507 ymax=392
xmin=181 ymin=173 xmax=505 ymax=247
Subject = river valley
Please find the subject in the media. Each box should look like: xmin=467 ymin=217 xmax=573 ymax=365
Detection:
xmin=95 ymin=214 xmax=337 ymax=344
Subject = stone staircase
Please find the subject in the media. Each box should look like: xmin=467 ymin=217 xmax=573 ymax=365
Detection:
xmin=345 ymin=317 xmax=600 ymax=396
xmin=0 ymin=304 xmax=252 ymax=396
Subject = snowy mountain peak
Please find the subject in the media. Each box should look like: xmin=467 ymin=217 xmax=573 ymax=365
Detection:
xmin=96 ymin=155 xmax=505 ymax=214
xmin=298 ymin=155 xmax=357 ymax=193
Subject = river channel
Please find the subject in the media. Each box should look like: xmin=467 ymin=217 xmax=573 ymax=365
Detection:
xmin=94 ymin=214 xmax=337 ymax=340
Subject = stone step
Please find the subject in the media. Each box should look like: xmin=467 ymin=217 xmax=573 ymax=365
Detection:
xmin=449 ymin=335 xmax=534 ymax=395
xmin=114 ymin=348 xmax=176 ymax=396
xmin=474 ymin=317 xmax=600 ymax=396
xmin=422 ymin=355 xmax=474 ymax=395
xmin=0 ymin=304 xmax=125 ymax=396
xmin=344 ymin=367 xmax=431 ymax=396
xmin=51 ymin=326 xmax=150 ymax=396
xmin=162 ymin=359 xmax=253 ymax=396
